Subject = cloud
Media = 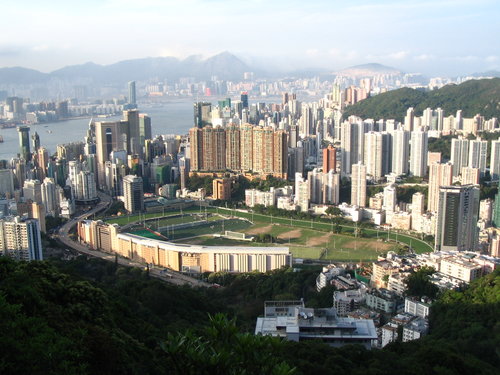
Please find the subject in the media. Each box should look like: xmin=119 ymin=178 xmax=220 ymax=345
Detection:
xmin=415 ymin=54 xmax=434 ymax=61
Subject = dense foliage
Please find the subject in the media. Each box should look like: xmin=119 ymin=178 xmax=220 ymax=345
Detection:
xmin=343 ymin=78 xmax=500 ymax=121
xmin=1 ymin=256 xmax=498 ymax=375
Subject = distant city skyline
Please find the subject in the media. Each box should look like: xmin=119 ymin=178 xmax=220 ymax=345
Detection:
xmin=1 ymin=0 xmax=499 ymax=76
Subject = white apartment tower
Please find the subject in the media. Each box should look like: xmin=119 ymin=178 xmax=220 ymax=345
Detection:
xmin=123 ymin=175 xmax=144 ymax=213
xmin=351 ymin=163 xmax=367 ymax=207
xmin=409 ymin=128 xmax=428 ymax=177
xmin=391 ymin=129 xmax=410 ymax=175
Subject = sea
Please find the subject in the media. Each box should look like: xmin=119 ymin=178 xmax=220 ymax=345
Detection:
xmin=0 ymin=98 xmax=196 ymax=160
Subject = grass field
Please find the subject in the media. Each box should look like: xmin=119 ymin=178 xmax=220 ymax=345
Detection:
xmin=120 ymin=205 xmax=432 ymax=261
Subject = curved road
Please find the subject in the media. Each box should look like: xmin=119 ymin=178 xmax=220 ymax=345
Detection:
xmin=56 ymin=192 xmax=209 ymax=287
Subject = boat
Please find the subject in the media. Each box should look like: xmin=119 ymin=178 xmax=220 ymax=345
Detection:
xmin=46 ymin=130 xmax=53 ymax=134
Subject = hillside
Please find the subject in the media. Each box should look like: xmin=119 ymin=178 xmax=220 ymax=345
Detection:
xmin=1 ymin=256 xmax=499 ymax=374
xmin=343 ymin=78 xmax=500 ymax=121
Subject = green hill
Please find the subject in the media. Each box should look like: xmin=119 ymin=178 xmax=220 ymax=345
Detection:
xmin=343 ymin=78 xmax=500 ymax=121
xmin=0 ymin=256 xmax=498 ymax=374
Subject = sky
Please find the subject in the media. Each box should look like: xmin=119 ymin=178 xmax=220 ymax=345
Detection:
xmin=0 ymin=0 xmax=499 ymax=76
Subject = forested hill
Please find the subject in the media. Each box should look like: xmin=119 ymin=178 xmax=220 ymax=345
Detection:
xmin=343 ymin=78 xmax=500 ymax=121
xmin=0 ymin=256 xmax=498 ymax=374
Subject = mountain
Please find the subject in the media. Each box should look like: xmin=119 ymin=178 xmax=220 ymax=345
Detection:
xmin=343 ymin=77 xmax=500 ymax=121
xmin=0 ymin=52 xmax=251 ymax=85
xmin=336 ymin=63 xmax=402 ymax=76
xmin=0 ymin=67 xmax=49 ymax=84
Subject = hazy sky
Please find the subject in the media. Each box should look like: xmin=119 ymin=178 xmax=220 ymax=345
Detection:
xmin=1 ymin=0 xmax=498 ymax=75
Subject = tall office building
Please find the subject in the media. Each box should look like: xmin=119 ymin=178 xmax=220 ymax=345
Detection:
xmin=428 ymin=162 xmax=453 ymax=212
xmin=31 ymin=131 xmax=40 ymax=152
xmin=409 ymin=128 xmax=428 ymax=177
xmin=95 ymin=120 xmax=128 ymax=187
xmin=128 ymin=81 xmax=136 ymax=106
xmin=391 ymin=129 xmax=409 ymax=175
xmin=0 ymin=217 xmax=43 ymax=261
xmin=123 ymin=175 xmax=144 ymax=213
xmin=450 ymin=138 xmax=469 ymax=178
xmin=323 ymin=144 xmax=336 ymax=173
xmin=241 ymin=92 xmax=249 ymax=109
xmin=435 ymin=185 xmax=479 ymax=252
xmin=468 ymin=139 xmax=488 ymax=175
xmin=0 ymin=169 xmax=14 ymax=197
xmin=138 ymin=113 xmax=152 ymax=147
xmin=351 ymin=162 xmax=367 ymax=207
xmin=17 ymin=126 xmax=31 ymax=161
xmin=490 ymin=140 xmax=500 ymax=181
xmin=194 ymin=102 xmax=212 ymax=128
xmin=23 ymin=179 xmax=42 ymax=204
xmin=123 ymin=109 xmax=141 ymax=155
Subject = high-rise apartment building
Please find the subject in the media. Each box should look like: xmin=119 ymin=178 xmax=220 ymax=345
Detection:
xmin=323 ymin=144 xmax=336 ymax=173
xmin=493 ymin=192 xmax=500 ymax=228
xmin=450 ymin=138 xmax=469 ymax=178
xmin=364 ymin=131 xmax=384 ymax=180
xmin=428 ymin=162 xmax=453 ymax=212
xmin=391 ymin=129 xmax=409 ymax=175
xmin=41 ymin=177 xmax=58 ymax=216
xmin=435 ymin=185 xmax=479 ymax=252
xmin=468 ymin=139 xmax=488 ymax=175
xmin=0 ymin=217 xmax=43 ymax=261
xmin=383 ymin=184 xmax=397 ymax=212
xmin=409 ymin=128 xmax=428 ymax=177
xmin=123 ymin=175 xmax=144 ymax=213
xmin=490 ymin=140 xmax=500 ymax=181
xmin=351 ymin=162 xmax=367 ymax=207
xmin=461 ymin=167 xmax=480 ymax=185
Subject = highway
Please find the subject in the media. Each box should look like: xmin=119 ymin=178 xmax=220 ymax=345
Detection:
xmin=56 ymin=192 xmax=210 ymax=287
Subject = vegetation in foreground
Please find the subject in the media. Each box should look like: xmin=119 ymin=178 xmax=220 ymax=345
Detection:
xmin=0 ymin=256 xmax=499 ymax=374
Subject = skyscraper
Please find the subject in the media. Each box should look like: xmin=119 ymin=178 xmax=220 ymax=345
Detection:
xmin=468 ymin=139 xmax=488 ymax=175
xmin=138 ymin=113 xmax=152 ymax=147
xmin=490 ymin=140 xmax=500 ymax=181
xmin=409 ymin=128 xmax=428 ymax=177
xmin=241 ymin=92 xmax=249 ymax=109
xmin=391 ymin=129 xmax=409 ymax=175
xmin=493 ymin=192 xmax=500 ymax=228
xmin=450 ymin=138 xmax=469 ymax=178
xmin=428 ymin=162 xmax=453 ymax=212
xmin=123 ymin=175 xmax=144 ymax=213
xmin=128 ymin=81 xmax=136 ymax=107
xmin=194 ymin=102 xmax=212 ymax=128
xmin=435 ymin=185 xmax=479 ymax=252
xmin=351 ymin=162 xmax=367 ymax=207
xmin=31 ymin=131 xmax=40 ymax=152
xmin=0 ymin=169 xmax=14 ymax=197
xmin=323 ymin=144 xmax=336 ymax=173
xmin=17 ymin=126 xmax=31 ymax=161
xmin=364 ymin=131 xmax=384 ymax=180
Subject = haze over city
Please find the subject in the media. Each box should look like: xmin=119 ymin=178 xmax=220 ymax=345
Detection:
xmin=1 ymin=0 xmax=499 ymax=75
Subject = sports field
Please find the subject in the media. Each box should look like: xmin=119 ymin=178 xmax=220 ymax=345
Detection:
xmin=120 ymin=206 xmax=432 ymax=261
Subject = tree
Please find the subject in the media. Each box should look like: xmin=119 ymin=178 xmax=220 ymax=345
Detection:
xmin=325 ymin=206 xmax=343 ymax=217
xmin=161 ymin=314 xmax=295 ymax=375
xmin=404 ymin=267 xmax=439 ymax=299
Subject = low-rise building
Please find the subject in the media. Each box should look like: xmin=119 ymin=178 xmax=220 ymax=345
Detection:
xmin=402 ymin=317 xmax=429 ymax=342
xmin=255 ymin=300 xmax=377 ymax=349
xmin=333 ymin=289 xmax=366 ymax=316
xmin=365 ymin=288 xmax=397 ymax=313
xmin=404 ymin=297 xmax=432 ymax=318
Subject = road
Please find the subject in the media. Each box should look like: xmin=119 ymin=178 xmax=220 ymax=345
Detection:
xmin=56 ymin=192 xmax=210 ymax=287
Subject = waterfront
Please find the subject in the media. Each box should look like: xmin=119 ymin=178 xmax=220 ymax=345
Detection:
xmin=0 ymin=98 xmax=194 ymax=160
